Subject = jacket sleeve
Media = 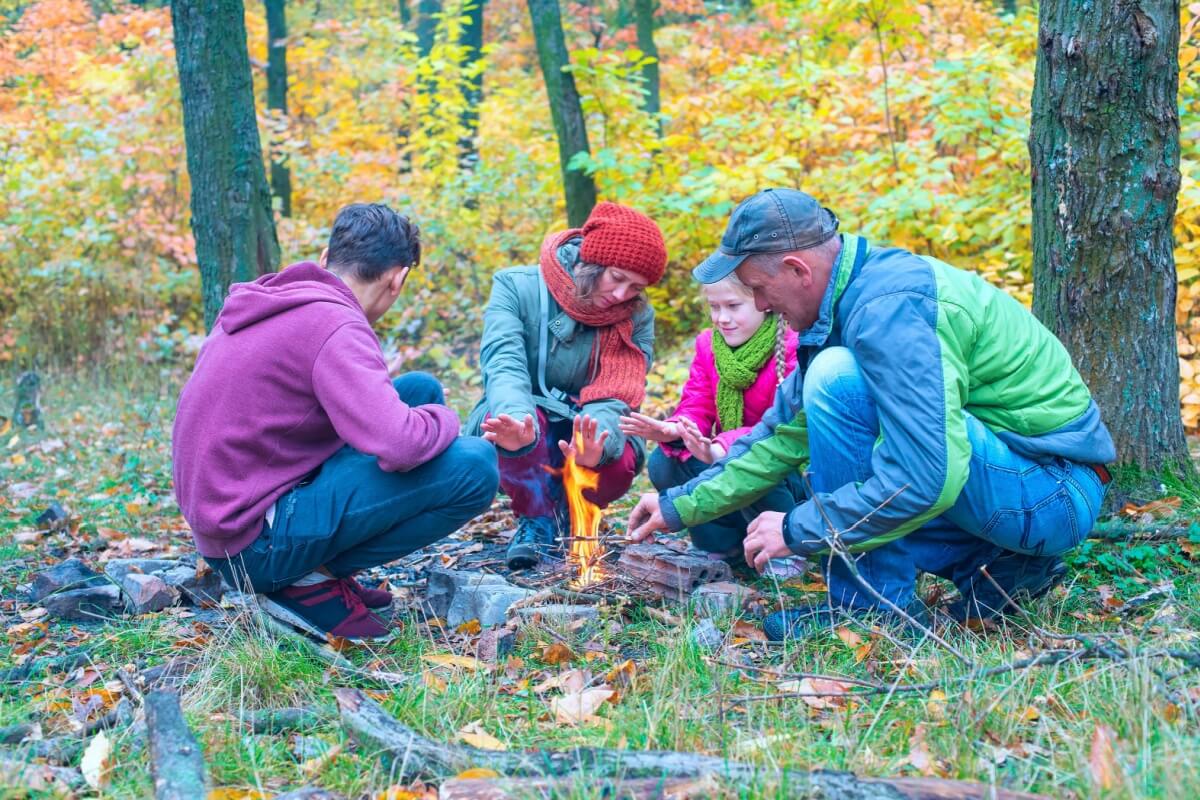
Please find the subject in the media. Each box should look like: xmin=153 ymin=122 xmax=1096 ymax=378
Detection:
xmin=660 ymin=371 xmax=810 ymax=531
xmin=581 ymin=303 xmax=656 ymax=465
xmin=479 ymin=272 xmax=540 ymax=456
xmin=782 ymin=291 xmax=972 ymax=555
xmin=311 ymin=323 xmax=460 ymax=473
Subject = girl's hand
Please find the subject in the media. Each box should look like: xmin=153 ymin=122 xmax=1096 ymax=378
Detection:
xmin=481 ymin=413 xmax=537 ymax=452
xmin=558 ymin=414 xmax=609 ymax=469
xmin=678 ymin=418 xmax=727 ymax=464
xmin=618 ymin=412 xmax=679 ymax=443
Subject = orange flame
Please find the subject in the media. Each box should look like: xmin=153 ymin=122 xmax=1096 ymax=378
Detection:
xmin=562 ymin=430 xmax=605 ymax=587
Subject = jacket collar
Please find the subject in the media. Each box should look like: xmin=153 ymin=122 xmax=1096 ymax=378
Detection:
xmin=797 ymin=233 xmax=867 ymax=347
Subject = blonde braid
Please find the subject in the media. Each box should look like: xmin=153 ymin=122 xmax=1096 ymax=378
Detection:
xmin=774 ymin=314 xmax=789 ymax=385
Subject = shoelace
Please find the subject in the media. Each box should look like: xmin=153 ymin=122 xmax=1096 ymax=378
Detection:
xmin=323 ymin=578 xmax=372 ymax=620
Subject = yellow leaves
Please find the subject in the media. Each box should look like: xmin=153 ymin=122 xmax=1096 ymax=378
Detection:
xmin=776 ymin=677 xmax=856 ymax=710
xmin=456 ymin=619 xmax=482 ymax=635
xmin=208 ymin=790 xmax=268 ymax=800
xmin=540 ymin=642 xmax=575 ymax=665
xmin=422 ymin=653 xmax=484 ymax=672
xmin=454 ymin=768 xmax=500 ymax=779
xmin=458 ymin=721 xmax=506 ymax=751
xmin=551 ymin=687 xmax=615 ymax=726
xmin=925 ymin=689 xmax=947 ymax=721
xmin=80 ymin=731 xmax=112 ymax=790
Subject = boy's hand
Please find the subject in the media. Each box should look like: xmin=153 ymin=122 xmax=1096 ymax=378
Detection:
xmin=678 ymin=418 xmax=726 ymax=464
xmin=744 ymin=511 xmax=791 ymax=572
xmin=618 ymin=412 xmax=679 ymax=443
xmin=481 ymin=413 xmax=536 ymax=452
xmin=628 ymin=492 xmax=668 ymax=543
xmin=558 ymin=414 xmax=609 ymax=469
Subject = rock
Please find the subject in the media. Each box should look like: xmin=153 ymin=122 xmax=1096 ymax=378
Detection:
xmin=476 ymin=626 xmax=517 ymax=663
xmin=513 ymin=604 xmax=599 ymax=625
xmin=103 ymin=558 xmax=184 ymax=586
xmin=692 ymin=582 xmax=762 ymax=617
xmin=690 ymin=618 xmax=723 ymax=652
xmin=30 ymin=558 xmax=106 ymax=601
xmin=35 ymin=502 xmax=69 ymax=533
xmin=425 ymin=568 xmax=535 ymax=628
xmin=43 ymin=584 xmax=123 ymax=621
xmin=158 ymin=565 xmax=226 ymax=605
xmin=121 ymin=573 xmax=180 ymax=614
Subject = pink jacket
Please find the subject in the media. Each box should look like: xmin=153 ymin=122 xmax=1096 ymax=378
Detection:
xmin=661 ymin=327 xmax=800 ymax=461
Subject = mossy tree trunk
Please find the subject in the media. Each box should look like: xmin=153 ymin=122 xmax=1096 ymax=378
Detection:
xmin=171 ymin=0 xmax=280 ymax=331
xmin=633 ymin=0 xmax=660 ymax=132
xmin=1030 ymin=0 xmax=1186 ymax=471
xmin=266 ymin=0 xmax=291 ymax=217
xmin=527 ymin=0 xmax=597 ymax=227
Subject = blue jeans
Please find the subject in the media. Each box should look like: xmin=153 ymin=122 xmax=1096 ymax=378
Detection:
xmin=800 ymin=348 xmax=1108 ymax=611
xmin=647 ymin=447 xmax=806 ymax=555
xmin=208 ymin=372 xmax=499 ymax=594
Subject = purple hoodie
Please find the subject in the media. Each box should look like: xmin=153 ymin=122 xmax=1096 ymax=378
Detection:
xmin=172 ymin=262 xmax=460 ymax=559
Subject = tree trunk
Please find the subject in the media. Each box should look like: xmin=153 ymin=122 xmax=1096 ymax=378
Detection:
xmin=266 ymin=0 xmax=292 ymax=217
xmin=417 ymin=0 xmax=439 ymax=58
xmin=527 ymin=0 xmax=597 ymax=227
xmin=459 ymin=0 xmax=486 ymax=164
xmin=171 ymin=0 xmax=280 ymax=331
xmin=399 ymin=0 xmax=411 ymax=26
xmin=1000 ymin=0 xmax=1017 ymax=15
xmin=633 ymin=0 xmax=661 ymax=130
xmin=1029 ymin=0 xmax=1186 ymax=472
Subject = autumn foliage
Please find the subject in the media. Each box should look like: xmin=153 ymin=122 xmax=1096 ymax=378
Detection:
xmin=1 ymin=0 xmax=1198 ymax=424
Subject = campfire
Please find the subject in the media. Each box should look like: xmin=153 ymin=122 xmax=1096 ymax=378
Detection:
xmin=561 ymin=431 xmax=607 ymax=588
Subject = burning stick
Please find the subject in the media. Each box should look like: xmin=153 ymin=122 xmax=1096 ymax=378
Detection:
xmin=560 ymin=430 xmax=607 ymax=588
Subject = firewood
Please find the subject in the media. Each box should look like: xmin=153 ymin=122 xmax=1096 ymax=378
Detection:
xmin=144 ymin=690 xmax=209 ymax=799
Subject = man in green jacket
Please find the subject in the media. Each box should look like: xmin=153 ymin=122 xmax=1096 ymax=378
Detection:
xmin=629 ymin=189 xmax=1115 ymax=641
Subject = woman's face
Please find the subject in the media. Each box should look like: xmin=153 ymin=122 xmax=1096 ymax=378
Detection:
xmin=591 ymin=266 xmax=648 ymax=309
xmin=705 ymin=282 xmax=766 ymax=347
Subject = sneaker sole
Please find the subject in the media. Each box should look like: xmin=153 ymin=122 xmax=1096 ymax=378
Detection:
xmin=258 ymin=595 xmax=392 ymax=642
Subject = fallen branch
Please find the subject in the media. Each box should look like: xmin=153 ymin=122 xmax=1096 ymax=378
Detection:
xmin=1087 ymin=519 xmax=1193 ymax=541
xmin=144 ymin=690 xmax=209 ymax=800
xmin=440 ymin=775 xmax=719 ymax=799
xmin=271 ymin=788 xmax=346 ymax=799
xmin=244 ymin=707 xmax=332 ymax=735
xmin=258 ymin=610 xmax=409 ymax=685
xmin=334 ymin=688 xmax=1045 ymax=799
xmin=0 ymin=651 xmax=92 ymax=684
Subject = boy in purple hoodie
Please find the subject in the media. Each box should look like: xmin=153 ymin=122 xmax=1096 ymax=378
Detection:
xmin=173 ymin=204 xmax=498 ymax=640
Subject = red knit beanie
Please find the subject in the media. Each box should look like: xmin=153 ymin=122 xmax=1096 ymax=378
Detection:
xmin=578 ymin=202 xmax=667 ymax=285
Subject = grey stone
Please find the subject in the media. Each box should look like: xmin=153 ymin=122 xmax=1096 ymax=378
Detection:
xmin=690 ymin=618 xmax=724 ymax=652
xmin=158 ymin=565 xmax=226 ymax=605
xmin=425 ymin=568 xmax=535 ymax=628
xmin=693 ymin=581 xmax=761 ymax=617
xmin=121 ymin=573 xmax=180 ymax=614
xmin=35 ymin=503 xmax=69 ymax=533
xmin=513 ymin=604 xmax=600 ymax=625
xmin=43 ymin=584 xmax=123 ymax=621
xmin=103 ymin=558 xmax=184 ymax=586
xmin=30 ymin=558 xmax=105 ymax=601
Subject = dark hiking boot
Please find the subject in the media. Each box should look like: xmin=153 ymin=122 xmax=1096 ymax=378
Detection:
xmin=763 ymin=600 xmax=932 ymax=643
xmin=948 ymin=553 xmax=1067 ymax=623
xmin=260 ymin=579 xmax=390 ymax=641
xmin=505 ymin=516 xmax=559 ymax=571
xmin=341 ymin=574 xmax=393 ymax=609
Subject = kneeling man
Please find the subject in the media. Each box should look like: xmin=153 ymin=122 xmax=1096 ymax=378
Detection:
xmin=630 ymin=189 xmax=1114 ymax=641
xmin=173 ymin=203 xmax=498 ymax=640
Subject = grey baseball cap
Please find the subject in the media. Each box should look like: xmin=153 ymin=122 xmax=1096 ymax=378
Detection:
xmin=693 ymin=188 xmax=840 ymax=284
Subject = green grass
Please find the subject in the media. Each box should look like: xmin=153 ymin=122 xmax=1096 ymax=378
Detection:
xmin=1 ymin=364 xmax=1198 ymax=798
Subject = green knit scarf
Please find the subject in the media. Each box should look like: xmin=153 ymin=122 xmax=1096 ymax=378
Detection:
xmin=712 ymin=314 xmax=778 ymax=432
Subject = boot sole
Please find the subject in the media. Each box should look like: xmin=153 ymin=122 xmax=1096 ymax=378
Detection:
xmin=258 ymin=595 xmax=392 ymax=642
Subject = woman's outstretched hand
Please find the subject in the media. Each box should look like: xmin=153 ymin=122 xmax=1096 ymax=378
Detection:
xmin=618 ymin=411 xmax=679 ymax=443
xmin=480 ymin=413 xmax=536 ymax=452
xmin=678 ymin=417 xmax=727 ymax=464
xmin=558 ymin=413 xmax=609 ymax=469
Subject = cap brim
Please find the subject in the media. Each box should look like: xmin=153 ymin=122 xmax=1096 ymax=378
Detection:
xmin=692 ymin=249 xmax=749 ymax=284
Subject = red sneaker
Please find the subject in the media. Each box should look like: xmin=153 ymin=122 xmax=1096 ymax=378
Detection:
xmin=261 ymin=579 xmax=390 ymax=641
xmin=341 ymin=575 xmax=393 ymax=609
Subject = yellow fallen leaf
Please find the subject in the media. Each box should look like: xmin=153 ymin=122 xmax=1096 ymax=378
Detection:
xmin=834 ymin=626 xmax=863 ymax=648
xmin=458 ymin=721 xmax=507 ymax=751
xmin=551 ymin=687 xmax=614 ymax=725
xmin=456 ymin=619 xmax=482 ymax=635
xmin=776 ymin=677 xmax=855 ymax=710
xmin=1020 ymin=705 xmax=1040 ymax=722
xmin=455 ymin=768 xmax=501 ymax=779
xmin=532 ymin=668 xmax=586 ymax=694
xmin=80 ymin=731 xmax=111 ymax=789
xmin=208 ymin=790 xmax=268 ymax=800
xmin=926 ymin=689 xmax=947 ymax=720
xmin=422 ymin=653 xmax=483 ymax=671
xmin=422 ymin=671 xmax=448 ymax=693
xmin=541 ymin=642 xmax=575 ymax=664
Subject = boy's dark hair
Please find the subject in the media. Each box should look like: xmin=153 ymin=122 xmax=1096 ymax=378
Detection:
xmin=326 ymin=203 xmax=421 ymax=282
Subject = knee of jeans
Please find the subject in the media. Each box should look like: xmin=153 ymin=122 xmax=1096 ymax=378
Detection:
xmin=393 ymin=371 xmax=445 ymax=405
xmin=802 ymin=347 xmax=868 ymax=411
xmin=452 ymin=437 xmax=500 ymax=508
xmin=646 ymin=447 xmax=674 ymax=491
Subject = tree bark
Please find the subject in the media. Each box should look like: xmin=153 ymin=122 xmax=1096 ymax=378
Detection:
xmin=266 ymin=0 xmax=292 ymax=217
xmin=417 ymin=0 xmax=439 ymax=58
xmin=459 ymin=0 xmax=486 ymax=164
xmin=145 ymin=690 xmax=210 ymax=799
xmin=171 ymin=0 xmax=280 ymax=331
xmin=1029 ymin=0 xmax=1186 ymax=472
xmin=527 ymin=0 xmax=597 ymax=227
xmin=633 ymin=0 xmax=661 ymax=131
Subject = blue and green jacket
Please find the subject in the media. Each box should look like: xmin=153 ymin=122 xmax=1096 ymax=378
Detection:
xmin=660 ymin=234 xmax=1116 ymax=555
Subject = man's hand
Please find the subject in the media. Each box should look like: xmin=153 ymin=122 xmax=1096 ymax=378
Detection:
xmin=678 ymin=417 xmax=727 ymax=464
xmin=743 ymin=511 xmax=792 ymax=573
xmin=618 ymin=412 xmax=680 ymax=443
xmin=480 ymin=413 xmax=537 ymax=452
xmin=558 ymin=414 xmax=609 ymax=469
xmin=628 ymin=492 xmax=668 ymax=543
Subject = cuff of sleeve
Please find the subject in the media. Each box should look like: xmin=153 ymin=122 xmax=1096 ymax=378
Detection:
xmin=783 ymin=506 xmax=829 ymax=556
xmin=713 ymin=428 xmax=746 ymax=454
xmin=660 ymin=489 xmax=686 ymax=532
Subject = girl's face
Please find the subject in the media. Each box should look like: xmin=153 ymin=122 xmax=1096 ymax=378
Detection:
xmin=705 ymin=281 xmax=766 ymax=347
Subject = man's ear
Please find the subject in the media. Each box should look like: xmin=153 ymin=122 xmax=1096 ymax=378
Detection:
xmin=781 ymin=254 xmax=813 ymax=285
xmin=319 ymin=247 xmax=330 ymax=269
xmin=390 ymin=266 xmax=411 ymax=296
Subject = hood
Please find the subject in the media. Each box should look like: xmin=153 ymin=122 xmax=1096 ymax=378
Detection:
xmin=217 ymin=262 xmax=364 ymax=334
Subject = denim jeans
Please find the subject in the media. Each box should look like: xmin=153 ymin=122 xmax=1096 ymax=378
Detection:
xmin=647 ymin=446 xmax=806 ymax=555
xmin=799 ymin=347 xmax=1109 ymax=611
xmin=208 ymin=372 xmax=499 ymax=594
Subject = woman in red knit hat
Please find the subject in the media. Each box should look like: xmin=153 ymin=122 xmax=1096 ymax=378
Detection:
xmin=465 ymin=202 xmax=667 ymax=570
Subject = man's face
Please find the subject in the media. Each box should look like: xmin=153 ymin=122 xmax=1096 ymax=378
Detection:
xmin=734 ymin=254 xmax=824 ymax=333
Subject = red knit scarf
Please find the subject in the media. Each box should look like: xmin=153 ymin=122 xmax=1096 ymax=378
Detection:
xmin=539 ymin=229 xmax=647 ymax=410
